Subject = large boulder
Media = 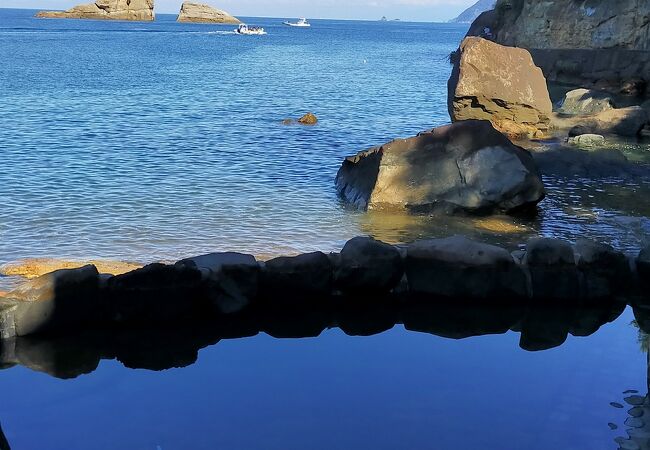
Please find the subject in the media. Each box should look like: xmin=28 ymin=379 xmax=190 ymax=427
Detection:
xmin=448 ymin=37 xmax=553 ymax=139
xmin=261 ymin=252 xmax=333 ymax=300
xmin=560 ymin=89 xmax=615 ymax=116
xmin=333 ymin=237 xmax=404 ymax=294
xmin=106 ymin=263 xmax=205 ymax=323
xmin=1 ymin=265 xmax=100 ymax=337
xmin=405 ymin=236 xmax=528 ymax=300
xmin=36 ymin=0 xmax=154 ymax=21
xmin=176 ymin=252 xmax=259 ymax=314
xmin=335 ymin=120 xmax=545 ymax=214
xmin=177 ymin=2 xmax=241 ymax=24
xmin=562 ymin=106 xmax=648 ymax=138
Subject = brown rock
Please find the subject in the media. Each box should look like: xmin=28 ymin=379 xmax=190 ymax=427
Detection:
xmin=335 ymin=120 xmax=545 ymax=214
xmin=448 ymin=37 xmax=552 ymax=139
xmin=297 ymin=112 xmax=318 ymax=125
xmin=1 ymin=258 xmax=142 ymax=279
xmin=177 ymin=2 xmax=241 ymax=24
xmin=36 ymin=0 xmax=154 ymax=21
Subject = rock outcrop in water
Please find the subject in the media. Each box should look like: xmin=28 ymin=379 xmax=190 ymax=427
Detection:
xmin=336 ymin=120 xmax=545 ymax=214
xmin=467 ymin=0 xmax=650 ymax=94
xmin=36 ymin=0 xmax=154 ymax=21
xmin=177 ymin=2 xmax=241 ymax=24
xmin=448 ymin=37 xmax=552 ymax=139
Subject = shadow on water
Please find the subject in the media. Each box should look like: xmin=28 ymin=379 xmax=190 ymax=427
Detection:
xmin=0 ymin=296 xmax=629 ymax=380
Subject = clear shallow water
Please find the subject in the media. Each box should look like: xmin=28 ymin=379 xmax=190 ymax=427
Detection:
xmin=0 ymin=304 xmax=648 ymax=450
xmin=0 ymin=9 xmax=649 ymax=267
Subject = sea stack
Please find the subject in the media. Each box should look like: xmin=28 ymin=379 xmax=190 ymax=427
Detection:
xmin=177 ymin=2 xmax=241 ymax=24
xmin=36 ymin=0 xmax=154 ymax=21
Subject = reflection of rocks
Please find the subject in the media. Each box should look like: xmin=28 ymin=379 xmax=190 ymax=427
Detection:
xmin=0 ymin=422 xmax=8 ymax=450
xmin=0 ymin=290 xmax=629 ymax=378
xmin=336 ymin=120 xmax=545 ymax=213
xmin=448 ymin=37 xmax=552 ymax=139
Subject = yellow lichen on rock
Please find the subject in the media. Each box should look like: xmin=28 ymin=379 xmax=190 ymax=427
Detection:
xmin=0 ymin=258 xmax=142 ymax=279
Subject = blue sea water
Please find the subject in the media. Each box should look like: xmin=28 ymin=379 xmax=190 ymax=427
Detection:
xmin=1 ymin=10 xmax=650 ymax=450
xmin=1 ymin=8 xmax=648 ymax=272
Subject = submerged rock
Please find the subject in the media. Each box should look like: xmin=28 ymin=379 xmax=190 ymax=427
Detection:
xmin=177 ymin=2 xmax=241 ymax=24
xmin=36 ymin=0 xmax=154 ymax=21
xmin=448 ymin=37 xmax=552 ymax=139
xmin=560 ymin=89 xmax=615 ymax=116
xmin=335 ymin=120 xmax=545 ymax=214
xmin=567 ymin=134 xmax=605 ymax=147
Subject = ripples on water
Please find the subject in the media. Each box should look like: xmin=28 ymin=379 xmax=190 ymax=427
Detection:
xmin=0 ymin=9 xmax=649 ymax=270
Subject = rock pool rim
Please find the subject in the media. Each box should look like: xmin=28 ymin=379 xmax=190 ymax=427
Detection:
xmin=0 ymin=235 xmax=648 ymax=342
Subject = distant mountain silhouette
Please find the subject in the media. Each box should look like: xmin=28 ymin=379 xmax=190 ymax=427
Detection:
xmin=450 ymin=0 xmax=496 ymax=23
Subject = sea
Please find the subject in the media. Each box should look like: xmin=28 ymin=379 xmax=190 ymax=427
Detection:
xmin=1 ymin=8 xmax=650 ymax=450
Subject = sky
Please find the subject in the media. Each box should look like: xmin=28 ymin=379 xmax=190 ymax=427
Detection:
xmin=3 ymin=0 xmax=478 ymax=22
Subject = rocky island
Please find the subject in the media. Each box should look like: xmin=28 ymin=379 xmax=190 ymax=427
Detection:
xmin=36 ymin=0 xmax=154 ymax=21
xmin=177 ymin=2 xmax=241 ymax=24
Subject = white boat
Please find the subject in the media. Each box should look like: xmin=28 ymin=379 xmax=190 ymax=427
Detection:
xmin=235 ymin=24 xmax=267 ymax=35
xmin=283 ymin=18 xmax=310 ymax=27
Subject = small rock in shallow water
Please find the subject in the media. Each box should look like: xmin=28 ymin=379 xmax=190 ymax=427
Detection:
xmin=608 ymin=423 xmax=618 ymax=430
xmin=625 ymin=390 xmax=640 ymax=394
xmin=629 ymin=407 xmax=645 ymax=418
xmin=297 ymin=112 xmax=318 ymax=125
xmin=568 ymin=134 xmax=605 ymax=147
xmin=625 ymin=396 xmax=646 ymax=406
xmin=611 ymin=402 xmax=625 ymax=408
xmin=625 ymin=417 xmax=645 ymax=428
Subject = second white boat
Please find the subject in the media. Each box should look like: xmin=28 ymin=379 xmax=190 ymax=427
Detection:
xmin=283 ymin=18 xmax=311 ymax=27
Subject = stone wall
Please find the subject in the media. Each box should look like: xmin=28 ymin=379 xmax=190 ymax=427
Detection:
xmin=0 ymin=235 xmax=647 ymax=343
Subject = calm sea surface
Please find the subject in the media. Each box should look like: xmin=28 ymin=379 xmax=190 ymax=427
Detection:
xmin=1 ymin=10 xmax=650 ymax=450
xmin=1 ymin=9 xmax=649 ymax=270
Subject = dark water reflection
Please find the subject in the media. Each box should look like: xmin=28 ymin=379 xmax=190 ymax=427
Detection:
xmin=0 ymin=299 xmax=649 ymax=449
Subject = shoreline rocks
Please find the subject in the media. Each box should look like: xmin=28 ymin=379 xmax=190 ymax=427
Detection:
xmin=448 ymin=37 xmax=552 ymax=139
xmin=0 ymin=235 xmax=645 ymax=343
xmin=335 ymin=120 xmax=545 ymax=214
xmin=177 ymin=2 xmax=241 ymax=24
xmin=36 ymin=0 xmax=154 ymax=21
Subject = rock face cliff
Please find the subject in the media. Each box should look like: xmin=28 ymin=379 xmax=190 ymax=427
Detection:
xmin=484 ymin=0 xmax=650 ymax=50
xmin=177 ymin=2 xmax=241 ymax=24
xmin=36 ymin=0 xmax=154 ymax=21
xmin=468 ymin=0 xmax=650 ymax=94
